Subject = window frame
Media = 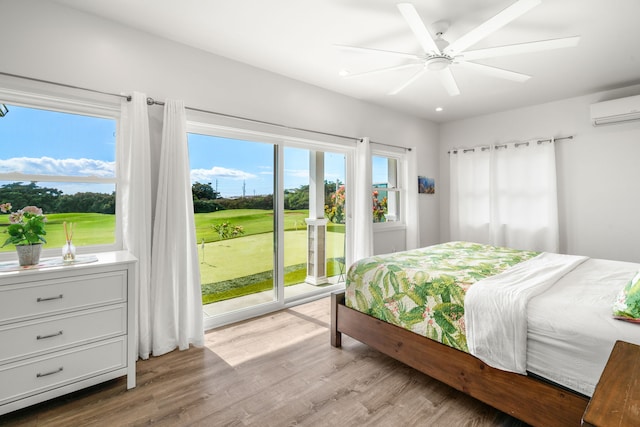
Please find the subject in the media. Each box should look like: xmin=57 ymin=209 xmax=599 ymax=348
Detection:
xmin=371 ymin=147 xmax=407 ymax=230
xmin=0 ymin=84 xmax=122 ymax=260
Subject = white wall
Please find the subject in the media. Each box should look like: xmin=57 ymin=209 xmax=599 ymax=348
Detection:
xmin=440 ymin=85 xmax=640 ymax=262
xmin=0 ymin=0 xmax=441 ymax=252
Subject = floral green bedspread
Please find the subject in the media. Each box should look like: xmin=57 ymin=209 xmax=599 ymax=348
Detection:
xmin=345 ymin=241 xmax=539 ymax=352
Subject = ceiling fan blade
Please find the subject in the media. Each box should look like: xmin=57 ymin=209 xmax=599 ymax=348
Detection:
xmin=445 ymin=0 xmax=541 ymax=55
xmin=388 ymin=67 xmax=428 ymax=95
xmin=461 ymin=36 xmax=580 ymax=60
xmin=436 ymin=68 xmax=460 ymax=96
xmin=344 ymin=63 xmax=421 ymax=79
xmin=457 ymin=61 xmax=531 ymax=82
xmin=397 ymin=3 xmax=441 ymax=55
xmin=334 ymin=44 xmax=422 ymax=60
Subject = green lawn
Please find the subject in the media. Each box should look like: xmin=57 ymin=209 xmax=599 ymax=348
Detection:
xmin=1 ymin=209 xmax=346 ymax=305
xmin=194 ymin=209 xmax=311 ymax=243
xmin=193 ymin=210 xmax=345 ymax=304
xmin=0 ymin=213 xmax=116 ymax=252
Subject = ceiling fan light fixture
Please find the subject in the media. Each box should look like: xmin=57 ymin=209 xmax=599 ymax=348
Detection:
xmin=426 ymin=56 xmax=451 ymax=71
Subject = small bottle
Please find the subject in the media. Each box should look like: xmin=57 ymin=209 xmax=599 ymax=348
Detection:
xmin=62 ymin=240 xmax=76 ymax=262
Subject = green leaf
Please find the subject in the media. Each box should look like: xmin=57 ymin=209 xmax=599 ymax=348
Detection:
xmin=368 ymin=283 xmax=385 ymax=306
xmin=387 ymin=264 xmax=403 ymax=273
xmin=353 ymin=261 xmax=379 ymax=276
xmin=382 ymin=271 xmax=391 ymax=296
xmin=354 ymin=290 xmax=368 ymax=313
xmin=399 ymin=306 xmax=425 ymax=328
xmin=425 ymin=323 xmax=439 ymax=341
xmin=389 ymin=271 xmax=400 ymax=294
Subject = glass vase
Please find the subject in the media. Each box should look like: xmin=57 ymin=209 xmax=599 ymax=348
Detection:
xmin=62 ymin=240 xmax=76 ymax=262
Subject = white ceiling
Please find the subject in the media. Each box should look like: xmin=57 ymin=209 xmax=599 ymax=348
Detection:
xmin=54 ymin=0 xmax=640 ymax=122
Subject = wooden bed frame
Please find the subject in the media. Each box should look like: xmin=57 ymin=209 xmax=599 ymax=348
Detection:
xmin=330 ymin=291 xmax=590 ymax=427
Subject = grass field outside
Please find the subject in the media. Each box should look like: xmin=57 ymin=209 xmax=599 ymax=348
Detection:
xmin=1 ymin=209 xmax=345 ymax=304
xmin=198 ymin=229 xmax=345 ymax=304
xmin=0 ymin=212 xmax=116 ymax=251
xmin=197 ymin=210 xmax=345 ymax=304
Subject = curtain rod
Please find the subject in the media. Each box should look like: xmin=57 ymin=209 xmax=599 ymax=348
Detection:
xmin=144 ymin=97 xmax=411 ymax=151
xmin=0 ymin=71 xmax=131 ymax=101
xmin=448 ymin=135 xmax=573 ymax=154
xmin=144 ymin=97 xmax=360 ymax=144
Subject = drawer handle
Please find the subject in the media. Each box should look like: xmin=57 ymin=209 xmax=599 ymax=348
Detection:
xmin=36 ymin=330 xmax=63 ymax=340
xmin=36 ymin=367 xmax=63 ymax=378
xmin=36 ymin=294 xmax=63 ymax=302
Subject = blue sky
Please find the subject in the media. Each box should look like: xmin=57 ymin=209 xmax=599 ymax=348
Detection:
xmin=0 ymin=104 xmax=353 ymax=198
xmin=0 ymin=105 xmax=116 ymax=180
xmin=188 ymin=134 xmax=347 ymax=197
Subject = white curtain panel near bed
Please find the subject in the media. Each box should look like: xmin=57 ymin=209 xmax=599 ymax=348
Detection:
xmin=450 ymin=140 xmax=559 ymax=253
xmin=118 ymin=92 xmax=153 ymax=360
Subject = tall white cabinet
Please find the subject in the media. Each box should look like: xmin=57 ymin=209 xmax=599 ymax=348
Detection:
xmin=0 ymin=251 xmax=137 ymax=415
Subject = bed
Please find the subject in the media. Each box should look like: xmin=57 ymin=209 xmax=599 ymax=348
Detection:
xmin=330 ymin=241 xmax=640 ymax=427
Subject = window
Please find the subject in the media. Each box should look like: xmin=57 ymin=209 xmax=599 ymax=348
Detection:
xmin=372 ymin=154 xmax=402 ymax=224
xmin=0 ymin=102 xmax=119 ymax=257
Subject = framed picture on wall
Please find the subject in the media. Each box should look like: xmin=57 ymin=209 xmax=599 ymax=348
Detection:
xmin=418 ymin=176 xmax=435 ymax=194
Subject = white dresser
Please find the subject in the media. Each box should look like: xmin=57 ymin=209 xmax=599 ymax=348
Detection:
xmin=0 ymin=251 xmax=137 ymax=415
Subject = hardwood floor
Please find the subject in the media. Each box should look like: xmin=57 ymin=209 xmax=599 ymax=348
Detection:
xmin=0 ymin=297 xmax=528 ymax=426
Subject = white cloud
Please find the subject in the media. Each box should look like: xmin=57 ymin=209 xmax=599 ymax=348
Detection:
xmin=285 ymin=168 xmax=309 ymax=178
xmin=0 ymin=156 xmax=115 ymax=177
xmin=191 ymin=166 xmax=257 ymax=182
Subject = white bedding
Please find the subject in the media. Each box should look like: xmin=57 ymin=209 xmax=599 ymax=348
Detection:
xmin=526 ymin=258 xmax=640 ymax=396
xmin=466 ymin=253 xmax=640 ymax=397
xmin=465 ymin=253 xmax=588 ymax=373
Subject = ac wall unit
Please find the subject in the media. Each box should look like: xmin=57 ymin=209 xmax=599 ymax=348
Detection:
xmin=590 ymin=94 xmax=640 ymax=126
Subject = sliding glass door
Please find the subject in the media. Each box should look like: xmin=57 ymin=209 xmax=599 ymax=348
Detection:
xmin=187 ymin=127 xmax=350 ymax=327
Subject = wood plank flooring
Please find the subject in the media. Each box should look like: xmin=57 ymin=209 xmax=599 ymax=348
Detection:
xmin=0 ymin=297 xmax=528 ymax=427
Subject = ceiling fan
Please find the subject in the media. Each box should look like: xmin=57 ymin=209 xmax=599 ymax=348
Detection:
xmin=336 ymin=0 xmax=580 ymax=96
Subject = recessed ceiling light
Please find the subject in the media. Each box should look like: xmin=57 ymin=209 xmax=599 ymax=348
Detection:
xmin=435 ymin=107 xmax=444 ymax=112
xmin=338 ymin=69 xmax=350 ymax=77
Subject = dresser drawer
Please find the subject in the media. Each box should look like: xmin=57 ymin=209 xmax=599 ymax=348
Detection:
xmin=0 ymin=337 xmax=127 ymax=405
xmin=0 ymin=304 xmax=126 ymax=365
xmin=0 ymin=271 xmax=127 ymax=325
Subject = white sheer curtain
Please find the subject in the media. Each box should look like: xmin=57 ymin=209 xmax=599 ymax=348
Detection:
xmin=450 ymin=146 xmax=491 ymax=245
xmin=118 ymin=92 xmax=153 ymax=360
xmin=450 ymin=140 xmax=559 ymax=252
xmin=404 ymin=147 xmax=420 ymax=250
xmin=353 ymin=137 xmax=373 ymax=261
xmin=150 ymin=100 xmax=204 ymax=356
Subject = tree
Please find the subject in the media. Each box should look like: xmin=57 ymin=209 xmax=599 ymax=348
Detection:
xmin=192 ymin=182 xmax=220 ymax=201
xmin=0 ymin=182 xmax=62 ymax=213
xmin=55 ymin=192 xmax=116 ymax=214
xmin=284 ymin=185 xmax=309 ymax=210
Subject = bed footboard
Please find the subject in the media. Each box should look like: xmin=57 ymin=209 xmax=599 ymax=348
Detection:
xmin=330 ymin=291 xmax=589 ymax=427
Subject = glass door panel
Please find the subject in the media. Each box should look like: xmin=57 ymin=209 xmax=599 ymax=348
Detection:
xmin=188 ymin=134 xmax=275 ymax=317
xmin=283 ymin=148 xmax=346 ymax=302
xmin=324 ymin=152 xmax=346 ymax=283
